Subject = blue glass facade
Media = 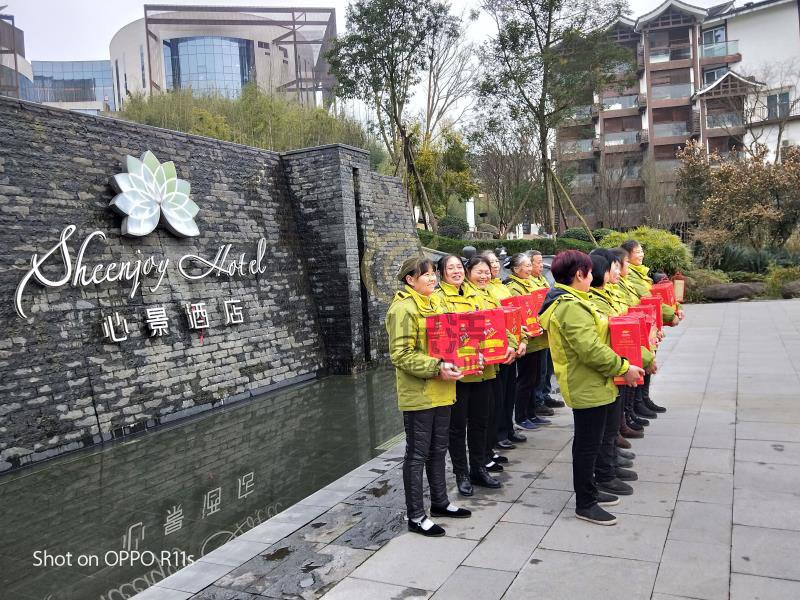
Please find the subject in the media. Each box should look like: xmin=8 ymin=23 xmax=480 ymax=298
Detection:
xmin=163 ymin=36 xmax=254 ymax=97
xmin=31 ymin=60 xmax=115 ymax=111
xmin=0 ymin=65 xmax=33 ymax=100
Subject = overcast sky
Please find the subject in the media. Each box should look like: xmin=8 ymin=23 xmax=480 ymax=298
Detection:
xmin=8 ymin=0 xmax=731 ymax=62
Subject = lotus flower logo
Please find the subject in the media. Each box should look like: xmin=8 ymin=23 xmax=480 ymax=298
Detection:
xmin=110 ymin=151 xmax=200 ymax=237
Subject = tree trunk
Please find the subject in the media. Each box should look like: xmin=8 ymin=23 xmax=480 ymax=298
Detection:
xmin=402 ymin=132 xmax=438 ymax=234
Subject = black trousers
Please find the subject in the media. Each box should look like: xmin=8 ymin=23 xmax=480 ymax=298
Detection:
xmin=486 ymin=375 xmax=501 ymax=456
xmin=572 ymin=402 xmax=614 ymax=509
xmin=496 ymin=363 xmax=516 ymax=442
xmin=403 ymin=405 xmax=451 ymax=520
xmin=515 ymin=353 xmax=542 ymax=423
xmin=450 ymin=381 xmax=491 ymax=475
xmin=595 ymin=396 xmax=622 ymax=482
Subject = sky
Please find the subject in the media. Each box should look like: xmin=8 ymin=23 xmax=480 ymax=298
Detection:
xmin=7 ymin=0 xmax=733 ymax=63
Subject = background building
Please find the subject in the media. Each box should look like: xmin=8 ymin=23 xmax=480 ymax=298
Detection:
xmin=557 ymin=0 xmax=800 ymax=229
xmin=0 ymin=11 xmax=33 ymax=100
xmin=30 ymin=60 xmax=115 ymax=114
xmin=110 ymin=6 xmax=337 ymax=109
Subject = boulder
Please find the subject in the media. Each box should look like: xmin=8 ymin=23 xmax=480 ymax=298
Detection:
xmin=701 ymin=282 xmax=766 ymax=302
xmin=780 ymin=280 xmax=800 ymax=299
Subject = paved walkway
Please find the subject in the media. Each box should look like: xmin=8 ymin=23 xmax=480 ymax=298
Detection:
xmin=135 ymin=300 xmax=800 ymax=600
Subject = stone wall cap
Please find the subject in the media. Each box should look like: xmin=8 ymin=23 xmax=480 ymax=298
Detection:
xmin=281 ymin=143 xmax=371 ymax=157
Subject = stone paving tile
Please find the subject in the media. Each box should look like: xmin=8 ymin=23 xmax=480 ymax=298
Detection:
xmin=430 ymin=566 xmax=514 ymax=600
xmin=501 ymin=448 xmax=558 ymax=473
xmin=530 ymin=460 xmax=573 ymax=491
xmin=730 ymin=573 xmax=800 ymax=600
xmin=668 ymin=500 xmax=732 ymax=546
xmin=198 ymin=540 xmax=273 ymax=568
xmin=321 ymin=577 xmax=432 ymax=600
xmin=462 ymin=521 xmax=547 ymax=572
xmin=349 ymin=534 xmax=477 ymax=591
xmin=158 ymin=562 xmax=234 ymax=594
xmin=733 ymin=487 xmax=800 ymax=531
xmin=538 ymin=511 xmax=670 ymax=562
xmin=732 ymin=524 xmax=800 ymax=581
xmin=736 ymin=421 xmax=800 ymax=442
xmin=632 ymin=454 xmax=687 ymax=484
xmin=606 ymin=481 xmax=679 ymax=519
xmin=441 ymin=498 xmax=513 ymax=541
xmin=631 ymin=434 xmax=693 ymax=458
xmin=503 ymin=548 xmax=658 ymax=600
xmin=686 ymin=447 xmax=734 ymax=474
xmin=734 ymin=460 xmax=800 ymax=495
xmin=501 ymin=488 xmax=572 ymax=527
xmin=691 ymin=424 xmax=736 ymax=450
xmin=736 ymin=439 xmax=800 ymax=466
xmin=654 ymin=539 xmax=730 ymax=600
xmin=134 ymin=588 xmax=193 ymax=600
xmin=678 ymin=471 xmax=733 ymax=505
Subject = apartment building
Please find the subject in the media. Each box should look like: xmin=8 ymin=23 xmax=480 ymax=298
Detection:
xmin=557 ymin=0 xmax=800 ymax=228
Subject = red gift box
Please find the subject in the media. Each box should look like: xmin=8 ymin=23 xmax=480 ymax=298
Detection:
xmin=624 ymin=310 xmax=651 ymax=350
xmin=639 ymin=295 xmax=664 ymax=330
xmin=501 ymin=288 xmax=548 ymax=337
xmin=480 ymin=308 xmax=510 ymax=365
xmin=502 ymin=306 xmax=522 ymax=343
xmin=609 ymin=315 xmax=645 ymax=385
xmin=651 ymin=281 xmax=677 ymax=308
xmin=426 ymin=312 xmax=484 ymax=375
xmin=627 ymin=305 xmax=658 ymax=348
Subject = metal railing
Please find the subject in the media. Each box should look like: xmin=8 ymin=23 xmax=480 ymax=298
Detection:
xmin=752 ymin=104 xmax=800 ymax=122
xmin=706 ymin=112 xmax=743 ymax=128
xmin=654 ymin=122 xmax=690 ymax=137
xmin=606 ymin=166 xmax=641 ymax=180
xmin=651 ymin=83 xmax=693 ymax=100
xmin=649 ymin=44 xmax=691 ymax=63
xmin=700 ymin=40 xmax=739 ymax=58
xmin=604 ymin=131 xmax=639 ymax=146
xmin=602 ymin=95 xmax=638 ymax=110
xmin=568 ymin=105 xmax=593 ymax=120
xmin=559 ymin=139 xmax=594 ymax=153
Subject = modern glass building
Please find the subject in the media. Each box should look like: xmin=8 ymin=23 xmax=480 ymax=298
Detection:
xmin=31 ymin=61 xmax=115 ymax=114
xmin=110 ymin=6 xmax=336 ymax=108
xmin=0 ymin=12 xmax=33 ymax=100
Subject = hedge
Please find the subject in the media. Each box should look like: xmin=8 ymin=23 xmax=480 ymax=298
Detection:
xmin=418 ymin=230 xmax=595 ymax=255
xmin=600 ymin=226 xmax=692 ymax=275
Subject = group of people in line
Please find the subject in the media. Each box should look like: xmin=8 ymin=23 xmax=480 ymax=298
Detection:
xmin=386 ymin=240 xmax=684 ymax=535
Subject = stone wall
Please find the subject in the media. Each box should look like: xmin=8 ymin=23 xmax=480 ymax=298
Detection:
xmin=0 ymin=96 xmax=420 ymax=472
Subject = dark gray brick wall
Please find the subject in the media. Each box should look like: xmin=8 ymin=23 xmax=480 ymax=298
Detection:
xmin=0 ymin=97 xmax=419 ymax=473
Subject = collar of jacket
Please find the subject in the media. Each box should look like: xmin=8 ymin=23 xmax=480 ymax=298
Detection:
xmin=466 ymin=280 xmax=500 ymax=307
xmin=629 ymin=263 xmax=652 ymax=283
xmin=508 ymin=274 xmax=535 ymax=292
xmin=531 ymin=274 xmax=549 ymax=288
xmin=554 ymin=282 xmax=590 ymax=302
xmin=438 ymin=280 xmax=464 ymax=297
xmin=490 ymin=277 xmax=503 ymax=286
xmin=392 ymin=285 xmax=440 ymax=314
xmin=589 ymin=286 xmax=613 ymax=303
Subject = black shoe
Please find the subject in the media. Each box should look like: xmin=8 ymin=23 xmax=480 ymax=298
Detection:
xmin=615 ymin=467 xmax=638 ymax=481
xmin=534 ymin=405 xmax=555 ymax=417
xmin=544 ymin=397 xmax=565 ymax=408
xmin=492 ymin=453 xmax=509 ymax=464
xmin=408 ymin=516 xmax=446 ymax=536
xmin=486 ymin=461 xmax=504 ymax=473
xmin=508 ymin=432 xmax=528 ymax=443
xmin=596 ymin=477 xmax=634 ymax=496
xmin=615 ymin=455 xmax=633 ymax=468
xmin=470 ymin=467 xmax=502 ymax=488
xmin=596 ymin=491 xmax=620 ymax=506
xmin=632 ymin=413 xmax=650 ymax=427
xmin=456 ymin=473 xmax=474 ymax=497
xmin=575 ymin=504 xmax=617 ymax=525
xmin=635 ymin=403 xmax=657 ymax=419
xmin=496 ymin=439 xmax=516 ymax=450
xmin=626 ymin=415 xmax=644 ymax=431
xmin=644 ymin=397 xmax=667 ymax=413
xmin=431 ymin=504 xmax=472 ymax=519
xmin=617 ymin=448 xmax=636 ymax=460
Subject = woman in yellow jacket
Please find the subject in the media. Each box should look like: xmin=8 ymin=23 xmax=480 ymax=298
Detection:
xmin=505 ymin=253 xmax=549 ymax=430
xmin=386 ymin=256 xmax=472 ymax=537
xmin=434 ymin=254 xmax=503 ymax=496
xmin=482 ymin=251 xmax=529 ymax=450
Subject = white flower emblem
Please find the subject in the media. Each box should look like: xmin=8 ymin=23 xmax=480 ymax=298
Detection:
xmin=110 ymin=151 xmax=200 ymax=237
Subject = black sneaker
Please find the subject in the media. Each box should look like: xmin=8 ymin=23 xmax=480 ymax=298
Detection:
xmin=635 ymin=403 xmax=657 ymax=419
xmin=431 ymin=504 xmax=472 ymax=519
xmin=575 ymin=504 xmax=617 ymax=526
xmin=632 ymin=414 xmax=650 ymax=427
xmin=408 ymin=516 xmax=446 ymax=536
xmin=615 ymin=455 xmax=633 ymax=468
xmin=617 ymin=448 xmax=636 ymax=460
xmin=508 ymin=432 xmax=528 ymax=443
xmin=597 ymin=477 xmax=634 ymax=496
xmin=485 ymin=461 xmax=504 ymax=473
xmin=615 ymin=467 xmax=638 ymax=481
xmin=534 ymin=405 xmax=555 ymax=417
xmin=544 ymin=396 xmax=565 ymax=408
xmin=492 ymin=453 xmax=509 ymax=464
xmin=596 ymin=491 xmax=620 ymax=506
xmin=496 ymin=439 xmax=516 ymax=450
xmin=644 ymin=397 xmax=667 ymax=413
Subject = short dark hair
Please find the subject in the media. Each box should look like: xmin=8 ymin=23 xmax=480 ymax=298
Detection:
xmin=652 ymin=272 xmax=668 ymax=283
xmin=590 ymin=247 xmax=621 ymax=266
xmin=464 ymin=256 xmax=492 ymax=274
xmin=621 ymin=240 xmax=641 ymax=254
xmin=551 ymin=250 xmax=593 ymax=285
xmin=436 ymin=254 xmax=462 ymax=276
xmin=590 ymin=253 xmax=611 ymax=288
xmin=397 ymin=256 xmax=435 ymax=283
xmin=611 ymin=247 xmax=628 ymax=263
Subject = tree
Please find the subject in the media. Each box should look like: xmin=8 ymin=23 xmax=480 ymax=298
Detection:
xmin=675 ymin=140 xmax=712 ymax=223
xmin=469 ymin=113 xmax=546 ymax=237
xmin=327 ymin=0 xmax=459 ymax=233
xmin=640 ymin=156 xmax=683 ymax=230
xmin=480 ymin=0 xmax=633 ymax=234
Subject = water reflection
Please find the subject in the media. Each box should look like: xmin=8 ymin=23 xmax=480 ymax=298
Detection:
xmin=0 ymin=366 xmax=401 ymax=600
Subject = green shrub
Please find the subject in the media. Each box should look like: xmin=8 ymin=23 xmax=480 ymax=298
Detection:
xmin=717 ymin=245 xmax=773 ymax=274
xmin=601 ymin=226 xmax=692 ymax=275
xmin=438 ymin=215 xmax=470 ymax=239
xmin=683 ymin=269 xmax=730 ymax=303
xmin=477 ymin=223 xmax=500 ymax=235
xmin=559 ymin=227 xmax=592 ymax=242
xmin=417 ymin=231 xmax=594 ymax=256
xmin=764 ymin=265 xmax=800 ymax=297
xmin=726 ymin=271 xmax=766 ymax=283
xmin=555 ymin=238 xmax=595 ymax=253
xmin=592 ymin=228 xmax=615 ymax=241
